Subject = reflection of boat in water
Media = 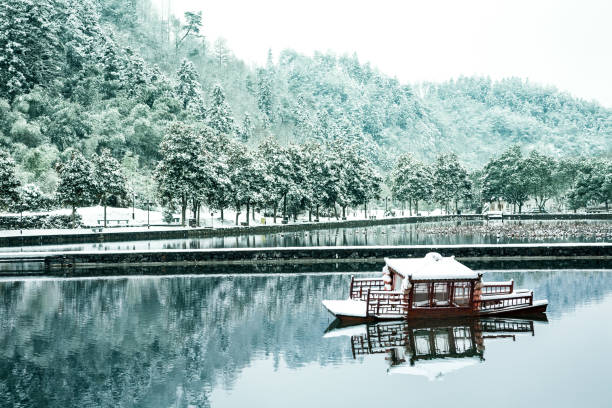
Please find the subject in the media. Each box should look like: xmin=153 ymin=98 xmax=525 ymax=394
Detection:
xmin=322 ymin=253 xmax=548 ymax=322
xmin=324 ymin=317 xmax=545 ymax=380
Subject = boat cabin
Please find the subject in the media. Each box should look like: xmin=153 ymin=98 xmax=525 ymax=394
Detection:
xmin=385 ymin=253 xmax=482 ymax=310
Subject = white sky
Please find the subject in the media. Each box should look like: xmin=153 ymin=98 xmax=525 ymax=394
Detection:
xmin=153 ymin=0 xmax=612 ymax=107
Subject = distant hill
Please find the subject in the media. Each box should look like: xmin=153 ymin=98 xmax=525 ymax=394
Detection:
xmin=1 ymin=0 xmax=609 ymax=194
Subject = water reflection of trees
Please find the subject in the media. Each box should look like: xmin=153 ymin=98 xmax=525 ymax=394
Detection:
xmin=1 ymin=270 xmax=612 ymax=406
xmin=0 ymin=274 xmax=353 ymax=407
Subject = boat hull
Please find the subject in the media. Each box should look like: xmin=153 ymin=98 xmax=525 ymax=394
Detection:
xmin=322 ymin=299 xmax=548 ymax=322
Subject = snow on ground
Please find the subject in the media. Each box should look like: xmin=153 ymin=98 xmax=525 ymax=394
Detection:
xmin=0 ymin=205 xmax=438 ymax=236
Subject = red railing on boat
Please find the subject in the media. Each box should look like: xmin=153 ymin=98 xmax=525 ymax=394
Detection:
xmin=474 ymin=293 xmax=533 ymax=311
xmin=350 ymin=276 xmax=385 ymax=300
xmin=365 ymin=290 xmax=410 ymax=317
xmin=481 ymin=280 xmax=514 ymax=295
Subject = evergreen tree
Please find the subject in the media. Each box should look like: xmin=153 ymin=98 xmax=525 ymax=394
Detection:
xmin=175 ymin=59 xmax=200 ymax=110
xmin=523 ymin=150 xmax=557 ymax=211
xmin=482 ymin=145 xmax=530 ymax=213
xmin=238 ymin=113 xmax=253 ymax=142
xmin=0 ymin=0 xmax=61 ymax=100
xmin=154 ymin=122 xmax=214 ymax=226
xmin=56 ymin=150 xmax=95 ymax=225
xmin=92 ymin=149 xmax=127 ymax=227
xmin=431 ymin=153 xmax=471 ymax=213
xmin=207 ymin=84 xmax=234 ymax=135
xmin=0 ymin=149 xmax=20 ymax=210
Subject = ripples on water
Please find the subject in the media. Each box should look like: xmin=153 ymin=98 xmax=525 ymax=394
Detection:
xmin=1 ymin=269 xmax=612 ymax=407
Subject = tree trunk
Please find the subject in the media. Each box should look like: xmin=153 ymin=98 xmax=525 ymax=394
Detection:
xmin=364 ymin=202 xmax=367 ymax=218
xmin=72 ymin=205 xmax=76 ymax=228
xmin=252 ymin=205 xmax=255 ymax=221
xmin=273 ymin=204 xmax=277 ymax=224
xmin=246 ymin=201 xmax=250 ymax=226
xmin=455 ymin=199 xmax=459 ymax=214
xmin=220 ymin=207 xmax=224 ymax=222
xmin=333 ymin=203 xmax=339 ymax=220
xmin=308 ymin=208 xmax=312 ymax=222
xmin=342 ymin=205 xmax=346 ymax=219
xmin=103 ymin=194 xmax=107 ymax=228
xmin=415 ymin=200 xmax=419 ymax=215
xmin=283 ymin=194 xmax=287 ymax=219
xmin=235 ymin=205 xmax=240 ymax=225
xmin=315 ymin=205 xmax=319 ymax=222
xmin=181 ymin=194 xmax=187 ymax=227
xmin=196 ymin=205 xmax=201 ymax=227
xmin=409 ymin=199 xmax=412 ymax=216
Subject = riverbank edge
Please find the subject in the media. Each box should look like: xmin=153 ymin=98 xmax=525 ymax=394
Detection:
xmin=1 ymin=213 xmax=610 ymax=248
xmin=2 ymin=243 xmax=610 ymax=276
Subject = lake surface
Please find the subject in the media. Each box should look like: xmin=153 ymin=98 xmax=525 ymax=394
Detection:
xmin=1 ymin=268 xmax=611 ymax=407
xmin=1 ymin=219 xmax=610 ymax=253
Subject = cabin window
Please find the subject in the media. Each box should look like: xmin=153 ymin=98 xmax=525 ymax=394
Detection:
xmin=453 ymin=282 xmax=472 ymax=307
xmin=412 ymin=283 xmax=430 ymax=307
xmin=433 ymin=283 xmax=450 ymax=306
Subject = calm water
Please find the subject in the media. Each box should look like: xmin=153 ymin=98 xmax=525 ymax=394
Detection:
xmin=1 ymin=269 xmax=612 ymax=407
xmin=1 ymin=219 xmax=610 ymax=252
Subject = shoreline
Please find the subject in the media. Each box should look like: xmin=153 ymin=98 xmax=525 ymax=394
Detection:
xmin=0 ymin=213 xmax=610 ymax=248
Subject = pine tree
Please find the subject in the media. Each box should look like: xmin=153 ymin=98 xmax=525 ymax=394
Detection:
xmin=92 ymin=149 xmax=127 ymax=227
xmin=175 ymin=59 xmax=200 ymax=110
xmin=207 ymin=84 xmax=234 ymax=135
xmin=56 ymin=150 xmax=95 ymax=226
xmin=0 ymin=0 xmax=62 ymax=100
xmin=0 ymin=149 xmax=20 ymax=210
xmin=238 ymin=113 xmax=253 ymax=142
xmin=257 ymin=68 xmax=274 ymax=123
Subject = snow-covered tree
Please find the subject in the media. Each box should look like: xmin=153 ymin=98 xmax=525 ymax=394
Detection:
xmin=15 ymin=183 xmax=52 ymax=212
xmin=257 ymin=67 xmax=274 ymax=123
xmin=56 ymin=149 xmax=95 ymax=225
xmin=432 ymin=153 xmax=471 ymax=214
xmin=0 ymin=149 xmax=20 ymax=210
xmin=207 ymin=84 xmax=234 ymax=136
xmin=0 ymin=0 xmax=61 ymax=100
xmin=258 ymin=137 xmax=293 ymax=222
xmin=154 ymin=122 xmax=214 ymax=226
xmin=175 ymin=59 xmax=200 ymax=110
xmin=238 ymin=113 xmax=253 ymax=142
xmin=523 ymin=150 xmax=557 ymax=212
xmin=175 ymin=11 xmax=203 ymax=53
xmin=92 ymin=149 xmax=127 ymax=227
xmin=482 ymin=145 xmax=530 ymax=213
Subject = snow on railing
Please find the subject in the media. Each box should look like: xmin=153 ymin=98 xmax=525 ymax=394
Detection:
xmin=350 ymin=276 xmax=385 ymax=300
xmin=481 ymin=280 xmax=514 ymax=295
xmin=475 ymin=293 xmax=533 ymax=311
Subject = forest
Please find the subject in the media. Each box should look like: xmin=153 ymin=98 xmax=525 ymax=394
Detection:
xmin=0 ymin=0 xmax=610 ymax=224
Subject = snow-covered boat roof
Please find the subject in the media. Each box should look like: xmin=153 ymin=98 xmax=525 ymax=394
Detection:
xmin=385 ymin=253 xmax=480 ymax=281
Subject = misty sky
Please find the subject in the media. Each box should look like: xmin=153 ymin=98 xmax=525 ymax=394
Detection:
xmin=153 ymin=0 xmax=612 ymax=107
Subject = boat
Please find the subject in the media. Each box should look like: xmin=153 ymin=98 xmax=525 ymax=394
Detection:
xmin=322 ymin=252 xmax=548 ymax=322
xmin=323 ymin=316 xmax=544 ymax=380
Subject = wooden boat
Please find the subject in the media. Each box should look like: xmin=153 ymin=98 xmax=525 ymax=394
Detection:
xmin=323 ymin=316 xmax=544 ymax=380
xmin=322 ymin=252 xmax=548 ymax=322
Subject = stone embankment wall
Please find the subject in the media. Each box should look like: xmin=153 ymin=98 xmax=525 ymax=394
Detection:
xmin=0 ymin=242 xmax=607 ymax=267
xmin=1 ymin=213 xmax=610 ymax=248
